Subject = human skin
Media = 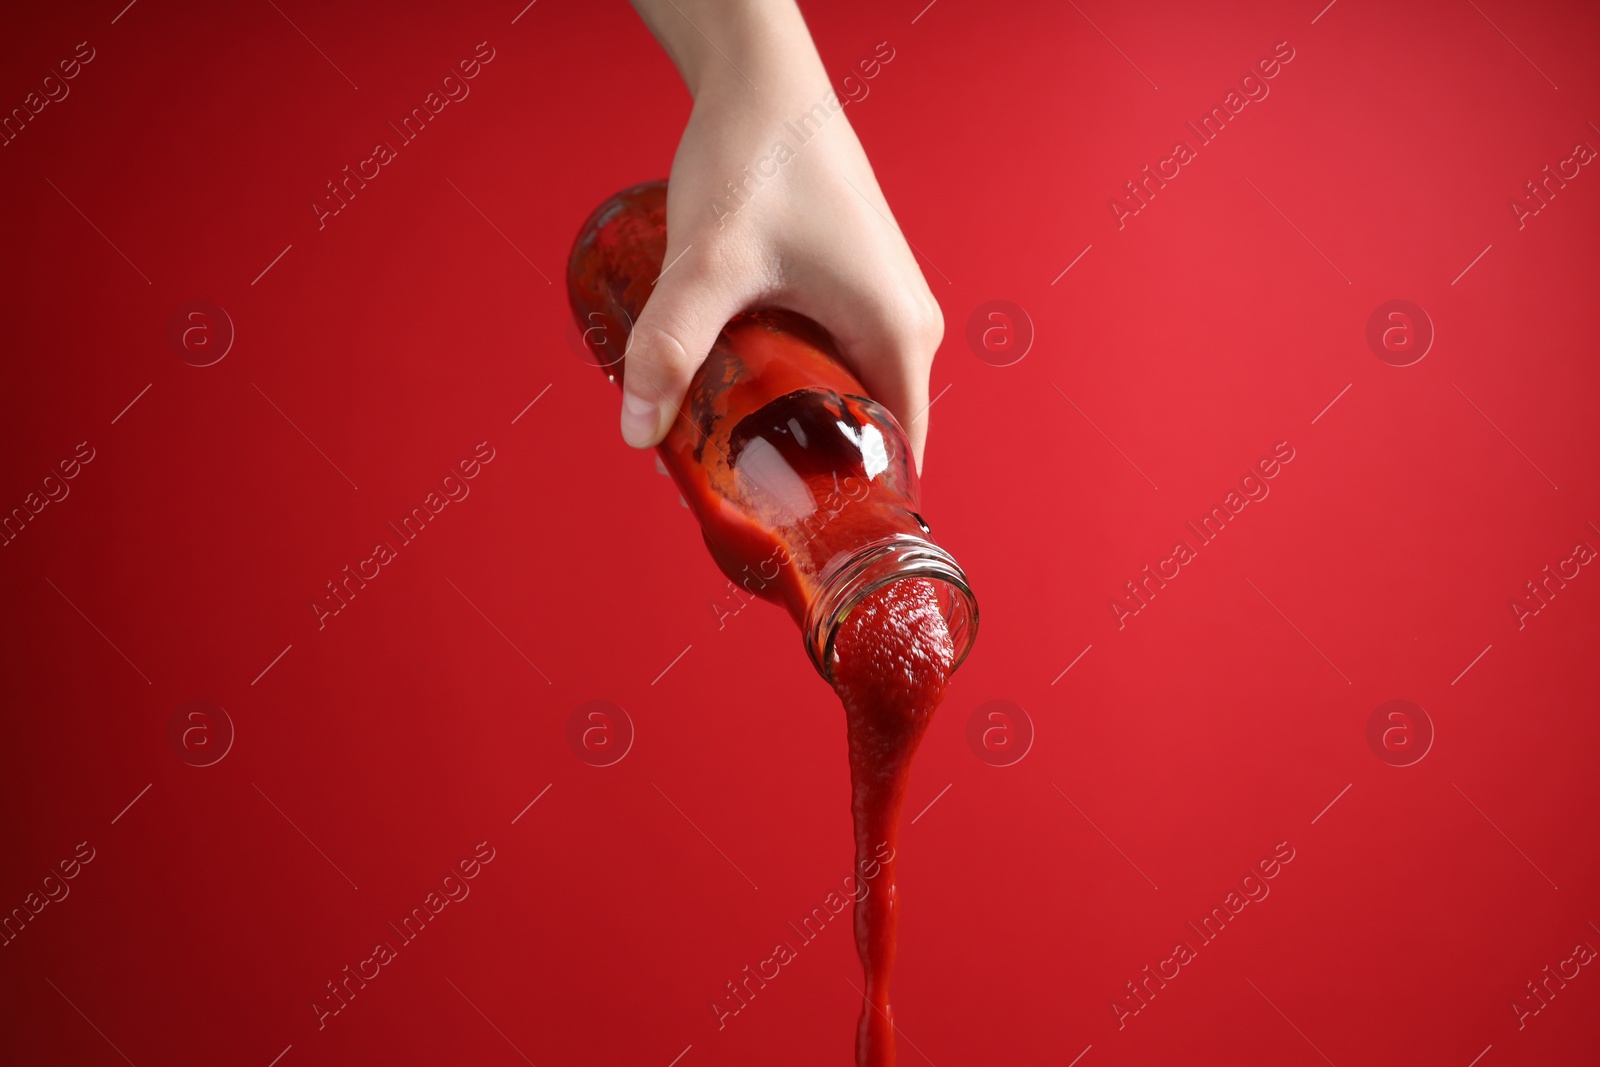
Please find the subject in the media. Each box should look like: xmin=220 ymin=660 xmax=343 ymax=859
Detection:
xmin=624 ymin=0 xmax=944 ymax=472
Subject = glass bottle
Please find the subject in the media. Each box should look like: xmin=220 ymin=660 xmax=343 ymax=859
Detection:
xmin=566 ymin=180 xmax=977 ymax=681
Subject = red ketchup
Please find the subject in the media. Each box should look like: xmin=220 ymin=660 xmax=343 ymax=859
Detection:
xmin=830 ymin=577 xmax=954 ymax=1065
xmin=568 ymin=181 xmax=977 ymax=1066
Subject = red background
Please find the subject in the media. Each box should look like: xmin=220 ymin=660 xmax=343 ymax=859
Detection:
xmin=3 ymin=1 xmax=1598 ymax=1064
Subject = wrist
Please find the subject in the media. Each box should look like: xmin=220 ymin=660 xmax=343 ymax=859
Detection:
xmin=635 ymin=0 xmax=823 ymax=100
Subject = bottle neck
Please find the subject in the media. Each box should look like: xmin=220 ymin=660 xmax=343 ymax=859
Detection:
xmin=803 ymin=535 xmax=978 ymax=684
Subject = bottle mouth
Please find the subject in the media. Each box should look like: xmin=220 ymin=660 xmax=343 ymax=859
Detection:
xmin=803 ymin=535 xmax=979 ymax=684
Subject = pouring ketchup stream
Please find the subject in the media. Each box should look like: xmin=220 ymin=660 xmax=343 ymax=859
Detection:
xmin=830 ymin=577 xmax=953 ymax=1065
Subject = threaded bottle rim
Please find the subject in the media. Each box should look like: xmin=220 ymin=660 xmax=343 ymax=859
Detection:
xmin=802 ymin=535 xmax=978 ymax=683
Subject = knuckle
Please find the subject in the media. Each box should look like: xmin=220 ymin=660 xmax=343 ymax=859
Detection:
xmin=629 ymin=316 xmax=695 ymax=376
xmin=625 ymin=340 xmax=689 ymax=403
xmin=893 ymin=288 xmax=944 ymax=352
xmin=919 ymin=294 xmax=946 ymax=347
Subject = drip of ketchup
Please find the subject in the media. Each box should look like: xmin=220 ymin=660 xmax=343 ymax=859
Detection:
xmin=830 ymin=578 xmax=954 ymax=1067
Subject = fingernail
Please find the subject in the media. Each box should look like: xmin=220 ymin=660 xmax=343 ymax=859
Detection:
xmin=620 ymin=388 xmax=658 ymax=448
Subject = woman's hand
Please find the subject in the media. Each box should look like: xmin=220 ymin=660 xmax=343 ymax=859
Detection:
xmin=625 ymin=0 xmax=944 ymax=471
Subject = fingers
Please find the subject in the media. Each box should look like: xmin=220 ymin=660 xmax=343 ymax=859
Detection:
xmin=784 ymin=271 xmax=944 ymax=474
xmin=619 ymin=247 xmax=746 ymax=449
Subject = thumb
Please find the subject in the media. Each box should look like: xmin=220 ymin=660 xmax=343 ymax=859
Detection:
xmin=619 ymin=249 xmax=738 ymax=448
